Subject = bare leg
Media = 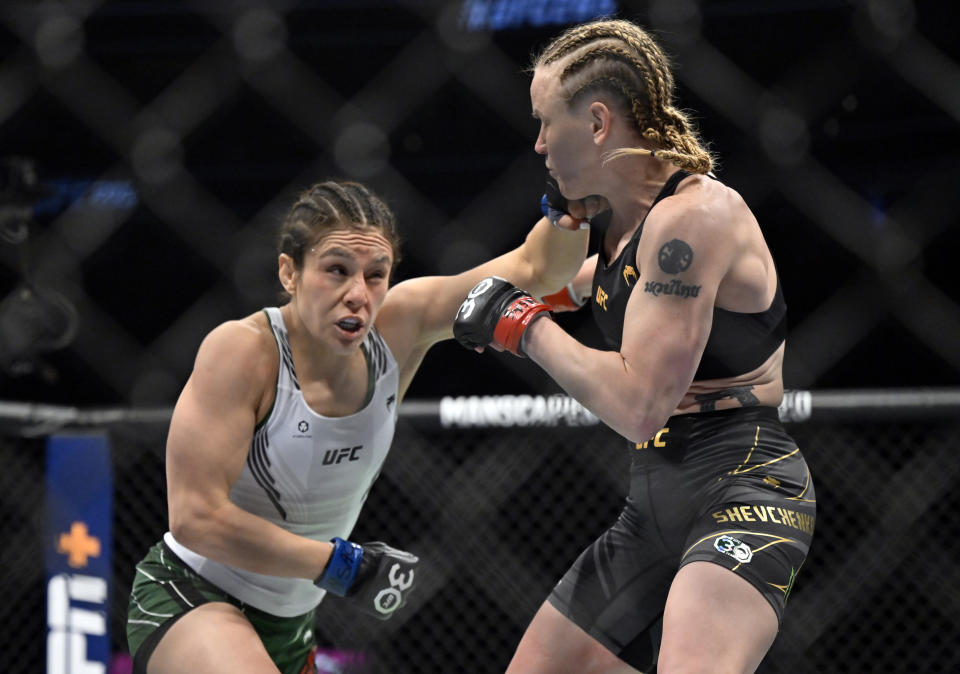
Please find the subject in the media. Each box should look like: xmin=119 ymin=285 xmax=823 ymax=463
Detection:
xmin=506 ymin=600 xmax=641 ymax=674
xmin=148 ymin=602 xmax=279 ymax=674
xmin=658 ymin=562 xmax=778 ymax=674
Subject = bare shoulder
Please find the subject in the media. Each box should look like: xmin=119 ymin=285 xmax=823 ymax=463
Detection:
xmin=375 ymin=275 xmax=444 ymax=367
xmin=660 ymin=175 xmax=774 ymax=309
xmin=192 ymin=312 xmax=277 ymax=398
xmin=381 ymin=276 xmax=435 ymax=313
xmin=646 ymin=175 xmax=755 ymax=244
xmin=199 ymin=313 xmax=273 ymax=360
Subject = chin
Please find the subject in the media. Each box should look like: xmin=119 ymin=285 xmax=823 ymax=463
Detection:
xmin=336 ymin=327 xmax=368 ymax=350
xmin=334 ymin=336 xmax=364 ymax=352
xmin=556 ymin=177 xmax=588 ymax=201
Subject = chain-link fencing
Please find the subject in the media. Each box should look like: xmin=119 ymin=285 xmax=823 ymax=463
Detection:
xmin=2 ymin=391 xmax=958 ymax=673
xmin=0 ymin=1 xmax=958 ymax=406
xmin=2 ymin=1 xmax=958 ymax=671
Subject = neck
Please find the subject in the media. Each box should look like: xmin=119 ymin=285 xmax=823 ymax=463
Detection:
xmin=601 ymin=158 xmax=679 ymax=240
xmin=280 ymin=303 xmax=362 ymax=387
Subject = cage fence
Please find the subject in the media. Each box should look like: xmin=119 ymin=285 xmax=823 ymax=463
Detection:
xmin=0 ymin=4 xmax=958 ymax=670
xmin=2 ymin=389 xmax=959 ymax=673
xmin=1 ymin=1 xmax=958 ymax=410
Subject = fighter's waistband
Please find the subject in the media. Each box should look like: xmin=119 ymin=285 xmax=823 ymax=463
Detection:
xmin=632 ymin=406 xmax=782 ymax=451
xmin=155 ymin=539 xmax=313 ymax=620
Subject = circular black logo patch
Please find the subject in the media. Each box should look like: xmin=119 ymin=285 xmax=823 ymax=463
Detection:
xmin=658 ymin=239 xmax=693 ymax=274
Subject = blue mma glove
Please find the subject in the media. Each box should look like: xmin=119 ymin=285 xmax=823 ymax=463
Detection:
xmin=316 ymin=538 xmax=418 ymax=620
xmin=540 ymin=175 xmax=612 ymax=232
xmin=541 ymin=175 xmax=578 ymax=228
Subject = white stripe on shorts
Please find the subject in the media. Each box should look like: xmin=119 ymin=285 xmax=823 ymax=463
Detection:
xmin=131 ymin=595 xmax=174 ymax=618
xmin=168 ymin=581 xmax=195 ymax=608
xmin=127 ymin=618 xmax=161 ymax=628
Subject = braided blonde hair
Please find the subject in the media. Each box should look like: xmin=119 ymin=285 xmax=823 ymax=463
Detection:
xmin=534 ymin=19 xmax=714 ymax=174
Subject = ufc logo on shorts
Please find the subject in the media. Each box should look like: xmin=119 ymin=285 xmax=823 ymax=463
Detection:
xmin=373 ymin=563 xmax=415 ymax=616
xmin=458 ymin=277 xmax=496 ymax=320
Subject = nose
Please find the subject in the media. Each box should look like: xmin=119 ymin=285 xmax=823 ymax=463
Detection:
xmin=343 ymin=273 xmax=368 ymax=309
xmin=534 ymin=125 xmax=546 ymax=155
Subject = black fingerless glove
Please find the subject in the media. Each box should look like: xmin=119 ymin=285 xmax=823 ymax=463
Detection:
xmin=453 ymin=276 xmax=552 ymax=357
xmin=315 ymin=538 xmax=419 ymax=620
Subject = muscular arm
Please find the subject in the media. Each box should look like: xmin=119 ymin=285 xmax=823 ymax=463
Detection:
xmin=522 ymin=201 xmax=735 ymax=443
xmin=565 ymin=254 xmax=597 ymax=304
xmin=377 ymin=216 xmax=588 ymax=398
xmin=166 ymin=320 xmax=332 ymax=579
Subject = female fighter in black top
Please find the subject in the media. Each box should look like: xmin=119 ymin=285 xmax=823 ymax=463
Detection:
xmin=454 ymin=18 xmax=815 ymax=674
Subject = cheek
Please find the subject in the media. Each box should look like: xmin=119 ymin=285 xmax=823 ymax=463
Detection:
xmin=554 ymin=139 xmax=575 ymax=163
xmin=552 ymin=141 xmax=586 ymax=179
xmin=549 ymin=125 xmax=581 ymax=161
xmin=298 ymin=274 xmax=334 ymax=303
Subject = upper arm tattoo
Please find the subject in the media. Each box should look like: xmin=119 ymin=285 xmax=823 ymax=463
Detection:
xmin=694 ymin=386 xmax=760 ymax=412
xmin=658 ymin=239 xmax=693 ymax=273
xmin=643 ymin=238 xmax=701 ymax=299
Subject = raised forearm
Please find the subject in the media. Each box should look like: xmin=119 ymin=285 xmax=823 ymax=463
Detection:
xmin=519 ymin=217 xmax=589 ymax=298
xmin=522 ymin=318 xmax=673 ymax=443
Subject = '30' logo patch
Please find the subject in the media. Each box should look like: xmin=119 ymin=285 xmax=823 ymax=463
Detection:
xmin=714 ymin=535 xmax=753 ymax=563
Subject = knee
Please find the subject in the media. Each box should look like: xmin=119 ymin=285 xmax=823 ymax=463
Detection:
xmin=657 ymin=639 xmax=764 ymax=674
xmin=657 ymin=651 xmax=738 ymax=674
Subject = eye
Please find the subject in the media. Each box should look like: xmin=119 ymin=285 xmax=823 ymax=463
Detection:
xmin=327 ymin=264 xmax=348 ymax=276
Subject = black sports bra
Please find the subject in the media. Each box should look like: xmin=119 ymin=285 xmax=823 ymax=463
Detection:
xmin=590 ymin=170 xmax=787 ymax=381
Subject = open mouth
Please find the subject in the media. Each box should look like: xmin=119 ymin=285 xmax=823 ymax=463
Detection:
xmin=336 ymin=317 xmax=364 ymax=334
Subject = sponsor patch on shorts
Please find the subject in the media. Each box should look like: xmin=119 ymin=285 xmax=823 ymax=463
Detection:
xmin=714 ymin=535 xmax=753 ymax=563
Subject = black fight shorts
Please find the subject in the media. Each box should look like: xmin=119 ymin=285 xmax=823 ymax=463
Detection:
xmin=548 ymin=406 xmax=815 ymax=670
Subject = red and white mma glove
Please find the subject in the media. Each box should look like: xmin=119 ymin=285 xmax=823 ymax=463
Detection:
xmin=454 ymin=276 xmax=552 ymax=357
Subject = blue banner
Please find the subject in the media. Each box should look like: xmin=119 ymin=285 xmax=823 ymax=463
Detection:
xmin=45 ymin=433 xmax=113 ymax=674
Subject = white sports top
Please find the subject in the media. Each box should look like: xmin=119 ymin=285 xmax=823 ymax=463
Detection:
xmin=165 ymin=307 xmax=400 ymax=616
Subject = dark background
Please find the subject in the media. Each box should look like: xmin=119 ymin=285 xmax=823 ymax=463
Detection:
xmin=1 ymin=3 xmax=959 ymax=673
xmin=1 ymin=0 xmax=958 ymax=408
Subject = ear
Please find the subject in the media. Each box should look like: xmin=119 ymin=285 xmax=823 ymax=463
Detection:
xmin=278 ymin=253 xmax=298 ymax=296
xmin=589 ymin=101 xmax=613 ymax=145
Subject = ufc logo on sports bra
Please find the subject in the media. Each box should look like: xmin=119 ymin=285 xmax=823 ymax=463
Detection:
xmin=595 ymin=285 xmax=609 ymax=311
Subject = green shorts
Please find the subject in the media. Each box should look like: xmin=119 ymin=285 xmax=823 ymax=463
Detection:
xmin=126 ymin=541 xmax=317 ymax=674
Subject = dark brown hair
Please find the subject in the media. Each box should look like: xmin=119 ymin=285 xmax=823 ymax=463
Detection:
xmin=277 ymin=180 xmax=402 ymax=272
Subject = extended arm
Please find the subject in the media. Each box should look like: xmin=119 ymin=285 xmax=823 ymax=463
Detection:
xmin=541 ymin=254 xmax=597 ymax=311
xmin=377 ymin=214 xmax=589 ymax=397
xmin=456 ymin=201 xmax=736 ymax=443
